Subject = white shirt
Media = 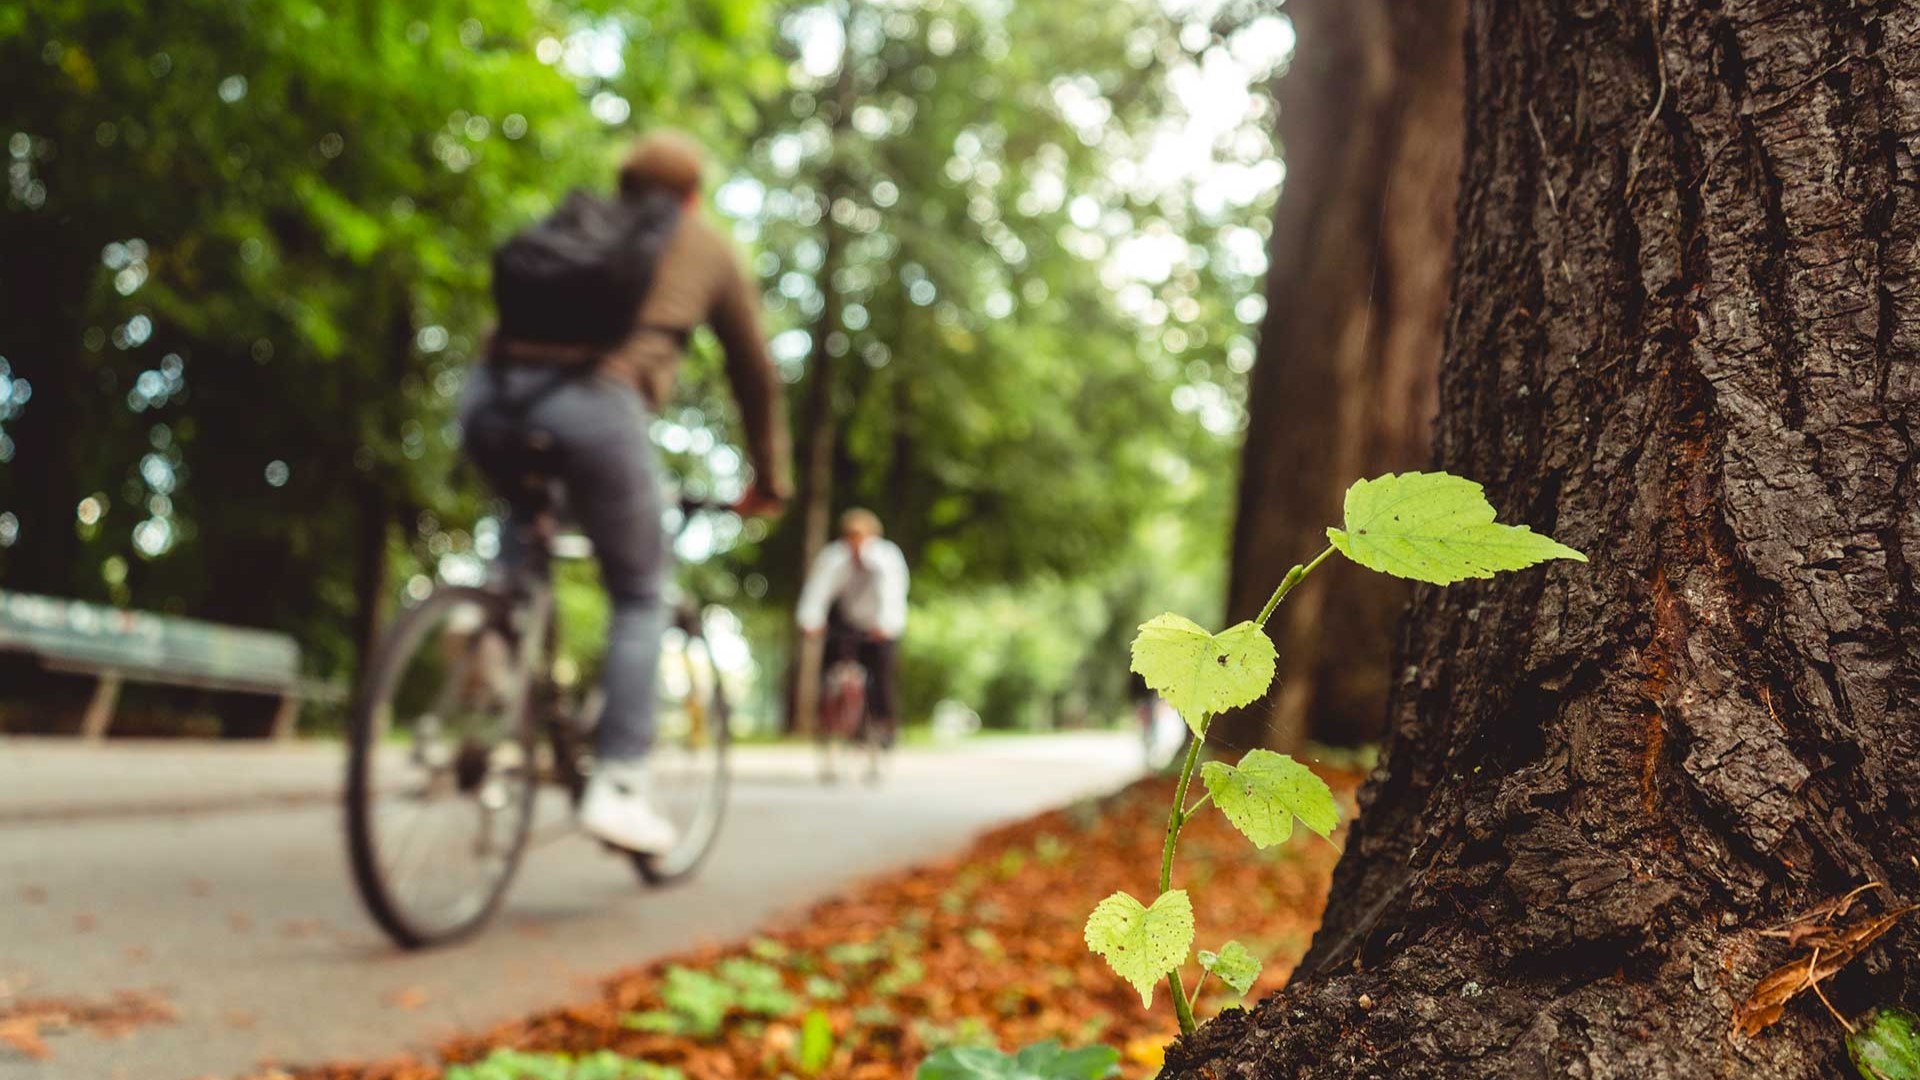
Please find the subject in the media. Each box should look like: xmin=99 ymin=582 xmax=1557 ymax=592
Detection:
xmin=796 ymin=538 xmax=910 ymax=639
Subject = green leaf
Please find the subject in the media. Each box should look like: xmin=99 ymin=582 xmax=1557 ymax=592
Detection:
xmin=1197 ymin=941 xmax=1262 ymax=997
xmin=1200 ymin=749 xmax=1339 ymax=848
xmin=1852 ymin=1007 xmax=1920 ymax=1080
xmin=653 ymin=967 xmax=736 ymax=1036
xmin=1129 ymin=615 xmax=1277 ymax=734
xmin=798 ymin=1009 xmax=835 ymax=1075
xmin=445 ymin=1049 xmax=684 ymax=1080
xmin=1326 ymin=471 xmax=1587 ymax=585
xmin=1082 ymin=890 xmax=1194 ymax=1008
xmin=915 ymin=1040 xmax=1119 ymax=1080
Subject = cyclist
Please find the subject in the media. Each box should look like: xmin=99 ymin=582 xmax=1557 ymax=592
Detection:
xmin=797 ymin=509 xmax=910 ymax=748
xmin=460 ymin=129 xmax=790 ymax=855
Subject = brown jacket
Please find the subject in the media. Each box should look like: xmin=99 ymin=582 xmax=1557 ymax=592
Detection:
xmin=493 ymin=212 xmax=793 ymax=498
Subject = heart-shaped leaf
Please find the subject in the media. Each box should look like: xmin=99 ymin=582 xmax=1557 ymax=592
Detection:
xmin=1083 ymin=890 xmax=1194 ymax=1008
xmin=1327 ymin=471 xmax=1586 ymax=585
xmin=1129 ymin=615 xmax=1276 ymax=735
xmin=1201 ymin=749 xmax=1339 ymax=848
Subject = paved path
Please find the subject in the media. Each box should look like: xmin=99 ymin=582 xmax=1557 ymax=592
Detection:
xmin=0 ymin=734 xmax=1141 ymax=1080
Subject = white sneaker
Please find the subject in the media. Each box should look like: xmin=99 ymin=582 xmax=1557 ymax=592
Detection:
xmin=578 ymin=761 xmax=678 ymax=855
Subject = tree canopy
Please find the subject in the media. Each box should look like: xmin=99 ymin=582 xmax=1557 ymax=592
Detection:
xmin=0 ymin=0 xmax=1293 ymax=730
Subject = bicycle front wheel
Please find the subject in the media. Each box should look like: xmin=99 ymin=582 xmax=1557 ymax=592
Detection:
xmin=345 ymin=586 xmax=539 ymax=948
xmin=630 ymin=607 xmax=731 ymax=885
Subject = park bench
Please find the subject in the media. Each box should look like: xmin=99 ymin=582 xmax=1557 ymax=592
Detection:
xmin=0 ymin=589 xmax=317 ymax=741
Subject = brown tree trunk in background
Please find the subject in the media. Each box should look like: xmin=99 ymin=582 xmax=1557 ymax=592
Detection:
xmin=350 ymin=284 xmax=412 ymax=686
xmin=0 ymin=236 xmax=93 ymax=599
xmin=1168 ymin=1 xmax=1920 ymax=1075
xmin=785 ymin=19 xmax=858 ymax=735
xmin=1214 ymin=0 xmax=1463 ymax=754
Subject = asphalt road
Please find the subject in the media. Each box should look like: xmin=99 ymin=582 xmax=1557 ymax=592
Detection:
xmin=0 ymin=734 xmax=1141 ymax=1080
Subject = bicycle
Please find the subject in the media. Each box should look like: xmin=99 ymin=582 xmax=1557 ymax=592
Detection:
xmin=816 ymin=650 xmax=884 ymax=784
xmin=344 ymin=490 xmax=734 ymax=949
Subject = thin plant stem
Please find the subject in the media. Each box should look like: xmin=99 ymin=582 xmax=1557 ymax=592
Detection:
xmin=1160 ymin=722 xmax=1207 ymax=1035
xmin=1160 ymin=722 xmax=1205 ymax=894
xmin=1256 ymin=545 xmax=1336 ymax=627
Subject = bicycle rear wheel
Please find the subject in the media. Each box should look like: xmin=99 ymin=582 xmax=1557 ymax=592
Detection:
xmin=345 ymin=586 xmax=539 ymax=948
xmin=626 ymin=607 xmax=731 ymax=884
xmin=815 ymin=661 xmax=867 ymax=783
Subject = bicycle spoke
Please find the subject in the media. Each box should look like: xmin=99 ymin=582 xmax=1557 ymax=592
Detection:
xmin=349 ymin=590 xmax=540 ymax=944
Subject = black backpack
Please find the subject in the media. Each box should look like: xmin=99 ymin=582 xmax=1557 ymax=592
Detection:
xmin=491 ymin=188 xmax=681 ymax=349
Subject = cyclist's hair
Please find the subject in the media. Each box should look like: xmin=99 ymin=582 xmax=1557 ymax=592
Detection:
xmin=840 ymin=508 xmax=883 ymax=538
xmin=619 ymin=129 xmax=705 ymax=201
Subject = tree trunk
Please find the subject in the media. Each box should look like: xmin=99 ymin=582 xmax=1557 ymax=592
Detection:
xmin=1214 ymin=0 xmax=1463 ymax=753
xmin=1170 ymin=1 xmax=1920 ymax=1075
xmin=350 ymin=282 xmax=412 ymax=686
xmin=785 ymin=15 xmax=858 ymax=735
xmin=0 ymin=233 xmax=94 ymax=599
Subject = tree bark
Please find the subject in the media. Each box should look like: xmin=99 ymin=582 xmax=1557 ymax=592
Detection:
xmin=1215 ymin=0 xmax=1463 ymax=753
xmin=1171 ymin=0 xmax=1920 ymax=1075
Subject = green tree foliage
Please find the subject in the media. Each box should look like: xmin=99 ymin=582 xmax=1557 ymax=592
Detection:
xmin=1 ymin=0 xmax=1289 ymax=732
xmin=683 ymin=0 xmax=1291 ymax=724
xmin=0 ymin=0 xmax=777 ymax=678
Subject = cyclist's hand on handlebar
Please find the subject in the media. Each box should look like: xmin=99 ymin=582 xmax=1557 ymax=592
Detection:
xmin=733 ymin=483 xmax=787 ymax=519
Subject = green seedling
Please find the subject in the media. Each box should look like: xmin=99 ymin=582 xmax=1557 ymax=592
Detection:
xmin=965 ymin=927 xmax=1004 ymax=958
xmin=996 ymin=850 xmax=1029 ymax=879
xmin=748 ymin=937 xmax=791 ymax=962
xmin=445 ymin=1049 xmax=683 ymax=1080
xmin=715 ymin=957 xmax=798 ymax=1015
xmin=1085 ymin=472 xmax=1584 ymax=1034
xmin=825 ymin=940 xmax=889 ymax=967
xmin=874 ymin=955 xmax=926 ymax=997
xmin=912 ymin=1016 xmax=996 ymax=1053
xmin=1034 ymin=833 xmax=1071 ymax=865
xmin=915 ymin=1041 xmax=1119 ymax=1080
xmin=622 ymin=961 xmax=799 ymax=1039
xmin=797 ymin=1009 xmax=835 ymax=1075
xmin=804 ymin=975 xmax=847 ymax=1001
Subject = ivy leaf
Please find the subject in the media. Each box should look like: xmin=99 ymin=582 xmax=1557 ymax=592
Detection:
xmin=1200 ymin=749 xmax=1339 ymax=848
xmin=1197 ymin=941 xmax=1262 ymax=997
xmin=1129 ymin=615 xmax=1277 ymax=735
xmin=1083 ymin=890 xmax=1195 ymax=1008
xmin=1327 ymin=471 xmax=1586 ymax=585
xmin=1851 ymin=1007 xmax=1920 ymax=1080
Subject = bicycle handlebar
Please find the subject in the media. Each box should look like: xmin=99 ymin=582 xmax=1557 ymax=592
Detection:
xmin=676 ymin=496 xmax=734 ymax=517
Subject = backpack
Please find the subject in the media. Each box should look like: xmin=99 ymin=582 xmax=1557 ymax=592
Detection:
xmin=490 ymin=188 xmax=681 ymax=349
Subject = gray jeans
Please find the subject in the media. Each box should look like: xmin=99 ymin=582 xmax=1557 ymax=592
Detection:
xmin=458 ymin=366 xmax=667 ymax=763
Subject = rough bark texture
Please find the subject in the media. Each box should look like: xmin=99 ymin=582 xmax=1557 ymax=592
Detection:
xmin=1216 ymin=0 xmax=1462 ymax=753
xmin=1171 ymin=0 xmax=1920 ymax=1075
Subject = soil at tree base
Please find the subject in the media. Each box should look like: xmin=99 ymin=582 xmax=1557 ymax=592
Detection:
xmin=235 ymin=767 xmax=1360 ymax=1079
